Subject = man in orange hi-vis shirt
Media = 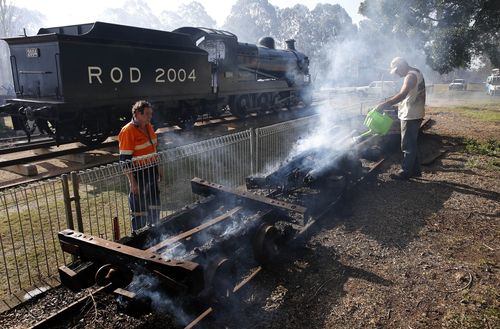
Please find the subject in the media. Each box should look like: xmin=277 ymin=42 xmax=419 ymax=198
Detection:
xmin=119 ymin=100 xmax=160 ymax=231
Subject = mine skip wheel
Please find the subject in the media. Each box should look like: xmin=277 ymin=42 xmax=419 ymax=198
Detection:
xmin=95 ymin=264 xmax=131 ymax=287
xmin=252 ymin=224 xmax=280 ymax=266
xmin=204 ymin=257 xmax=237 ymax=303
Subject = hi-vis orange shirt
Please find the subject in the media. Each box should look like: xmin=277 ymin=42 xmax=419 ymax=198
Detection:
xmin=118 ymin=121 xmax=158 ymax=166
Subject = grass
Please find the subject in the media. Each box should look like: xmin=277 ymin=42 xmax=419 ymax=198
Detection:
xmin=461 ymin=138 xmax=499 ymax=170
xmin=457 ymin=107 xmax=500 ymax=122
xmin=462 ymin=138 xmax=499 ymax=157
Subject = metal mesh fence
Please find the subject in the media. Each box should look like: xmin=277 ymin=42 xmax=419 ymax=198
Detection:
xmin=255 ymin=115 xmax=319 ymax=174
xmin=0 ymin=179 xmax=67 ymax=298
xmin=0 ymin=115 xmax=323 ymax=301
xmin=76 ymin=130 xmax=253 ymax=240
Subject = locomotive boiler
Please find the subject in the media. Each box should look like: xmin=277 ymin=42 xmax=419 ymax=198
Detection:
xmin=0 ymin=22 xmax=311 ymax=145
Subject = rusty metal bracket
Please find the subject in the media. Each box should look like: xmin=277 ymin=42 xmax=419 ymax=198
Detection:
xmin=191 ymin=177 xmax=306 ymax=215
xmin=58 ymin=229 xmax=204 ymax=293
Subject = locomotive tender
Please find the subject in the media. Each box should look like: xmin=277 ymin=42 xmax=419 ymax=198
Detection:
xmin=1 ymin=22 xmax=311 ymax=145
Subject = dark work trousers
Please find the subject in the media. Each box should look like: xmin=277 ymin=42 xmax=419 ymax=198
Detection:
xmin=400 ymin=119 xmax=422 ymax=176
xmin=129 ymin=166 xmax=160 ymax=231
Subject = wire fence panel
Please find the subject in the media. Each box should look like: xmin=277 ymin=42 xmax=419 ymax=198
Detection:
xmin=255 ymin=115 xmax=320 ymax=174
xmin=77 ymin=130 xmax=253 ymax=239
xmin=0 ymin=114 xmax=327 ymax=302
xmin=0 ymin=179 xmax=67 ymax=298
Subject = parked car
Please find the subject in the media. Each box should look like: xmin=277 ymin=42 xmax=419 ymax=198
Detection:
xmin=486 ymin=69 xmax=500 ymax=96
xmin=356 ymin=81 xmax=397 ymax=97
xmin=448 ymin=79 xmax=467 ymax=90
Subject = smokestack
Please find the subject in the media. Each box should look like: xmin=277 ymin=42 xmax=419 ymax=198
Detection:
xmin=285 ymin=39 xmax=296 ymax=51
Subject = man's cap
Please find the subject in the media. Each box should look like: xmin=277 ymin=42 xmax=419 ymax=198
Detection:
xmin=390 ymin=57 xmax=408 ymax=74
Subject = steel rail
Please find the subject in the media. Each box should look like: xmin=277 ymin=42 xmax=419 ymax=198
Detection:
xmin=0 ymin=140 xmax=119 ymax=168
xmin=0 ymin=139 xmax=56 ymax=155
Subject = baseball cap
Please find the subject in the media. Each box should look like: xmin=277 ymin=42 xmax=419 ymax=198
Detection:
xmin=390 ymin=57 xmax=408 ymax=74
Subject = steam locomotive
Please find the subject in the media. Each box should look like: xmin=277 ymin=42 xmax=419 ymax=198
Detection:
xmin=0 ymin=22 xmax=311 ymax=145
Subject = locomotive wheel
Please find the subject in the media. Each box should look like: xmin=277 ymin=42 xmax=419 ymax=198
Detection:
xmin=78 ymin=115 xmax=110 ymax=146
xmin=204 ymin=257 xmax=237 ymax=303
xmin=177 ymin=114 xmax=197 ymax=130
xmin=35 ymin=119 xmax=56 ymax=135
xmin=300 ymin=92 xmax=313 ymax=107
xmin=233 ymin=95 xmax=250 ymax=118
xmin=252 ymin=224 xmax=280 ymax=266
xmin=257 ymin=93 xmax=270 ymax=111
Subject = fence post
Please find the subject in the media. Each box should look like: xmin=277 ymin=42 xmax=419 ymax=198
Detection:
xmin=250 ymin=128 xmax=257 ymax=175
xmin=61 ymin=174 xmax=74 ymax=230
xmin=70 ymin=171 xmax=84 ymax=232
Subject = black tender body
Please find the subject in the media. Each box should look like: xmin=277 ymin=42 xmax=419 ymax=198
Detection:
xmin=1 ymin=22 xmax=311 ymax=145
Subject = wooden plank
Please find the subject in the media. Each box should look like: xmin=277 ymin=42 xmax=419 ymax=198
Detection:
xmin=0 ymin=299 xmax=10 ymax=313
xmin=3 ymin=293 xmax=22 ymax=309
xmin=41 ymin=275 xmax=61 ymax=289
xmin=185 ymin=307 xmax=213 ymax=329
xmin=147 ymin=207 xmax=242 ymax=253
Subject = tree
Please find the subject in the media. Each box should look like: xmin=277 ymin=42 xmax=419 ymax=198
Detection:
xmin=0 ymin=0 xmax=44 ymax=93
xmin=359 ymin=0 xmax=500 ymax=73
xmin=159 ymin=2 xmax=216 ymax=31
xmin=101 ymin=0 xmax=162 ymax=30
xmin=223 ymin=0 xmax=279 ymax=43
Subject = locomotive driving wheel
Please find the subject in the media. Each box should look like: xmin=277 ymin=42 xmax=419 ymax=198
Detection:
xmin=233 ymin=94 xmax=250 ymax=118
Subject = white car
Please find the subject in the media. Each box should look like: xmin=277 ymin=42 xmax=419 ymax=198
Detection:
xmin=486 ymin=75 xmax=500 ymax=96
xmin=448 ymin=79 xmax=467 ymax=90
xmin=356 ymin=81 xmax=397 ymax=98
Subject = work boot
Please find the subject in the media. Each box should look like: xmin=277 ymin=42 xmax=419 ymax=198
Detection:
xmin=412 ymin=170 xmax=422 ymax=178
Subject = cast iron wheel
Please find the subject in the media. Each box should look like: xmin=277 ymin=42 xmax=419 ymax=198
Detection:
xmin=233 ymin=95 xmax=250 ymax=118
xmin=35 ymin=119 xmax=56 ymax=135
xmin=252 ymin=224 xmax=280 ymax=266
xmin=177 ymin=114 xmax=197 ymax=129
xmin=77 ymin=115 xmax=110 ymax=146
xmin=300 ymin=91 xmax=313 ymax=107
xmin=257 ymin=93 xmax=270 ymax=111
xmin=95 ymin=264 xmax=119 ymax=286
xmin=204 ymin=257 xmax=237 ymax=303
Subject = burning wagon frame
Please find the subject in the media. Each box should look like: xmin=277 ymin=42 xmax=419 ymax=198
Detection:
xmin=55 ymin=133 xmax=388 ymax=326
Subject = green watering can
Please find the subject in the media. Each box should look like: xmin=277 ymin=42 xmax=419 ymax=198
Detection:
xmin=358 ymin=108 xmax=394 ymax=138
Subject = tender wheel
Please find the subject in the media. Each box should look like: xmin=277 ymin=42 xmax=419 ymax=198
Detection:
xmin=252 ymin=224 xmax=280 ymax=266
xmin=177 ymin=114 xmax=197 ymax=129
xmin=78 ymin=115 xmax=110 ymax=146
xmin=35 ymin=119 xmax=56 ymax=135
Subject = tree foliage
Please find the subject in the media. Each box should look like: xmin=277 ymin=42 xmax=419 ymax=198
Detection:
xmin=0 ymin=0 xmax=43 ymax=92
xmin=359 ymin=0 xmax=500 ymax=73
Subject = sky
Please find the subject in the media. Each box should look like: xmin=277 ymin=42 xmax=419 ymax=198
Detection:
xmin=14 ymin=0 xmax=364 ymax=28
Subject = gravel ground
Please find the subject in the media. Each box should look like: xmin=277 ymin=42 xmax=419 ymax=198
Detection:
xmin=0 ymin=101 xmax=498 ymax=328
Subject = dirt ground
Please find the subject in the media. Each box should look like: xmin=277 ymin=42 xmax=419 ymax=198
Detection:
xmin=210 ymin=101 xmax=500 ymax=328
xmin=0 ymin=98 xmax=498 ymax=329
